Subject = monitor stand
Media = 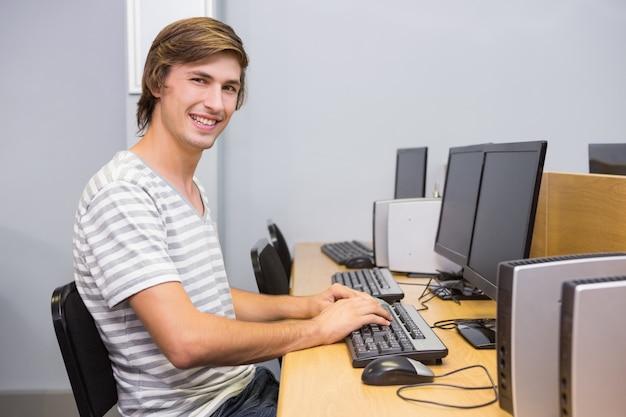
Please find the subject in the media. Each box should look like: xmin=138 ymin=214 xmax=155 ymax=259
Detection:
xmin=455 ymin=318 xmax=496 ymax=349
xmin=428 ymin=277 xmax=490 ymax=301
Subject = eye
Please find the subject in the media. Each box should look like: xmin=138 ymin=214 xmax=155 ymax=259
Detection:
xmin=191 ymin=77 xmax=206 ymax=84
xmin=223 ymin=84 xmax=239 ymax=93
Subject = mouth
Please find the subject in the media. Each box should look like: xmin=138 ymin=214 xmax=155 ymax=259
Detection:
xmin=190 ymin=114 xmax=217 ymax=127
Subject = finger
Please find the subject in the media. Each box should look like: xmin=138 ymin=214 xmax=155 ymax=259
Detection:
xmin=357 ymin=312 xmax=391 ymax=328
xmin=328 ymin=283 xmax=361 ymax=300
xmin=350 ymin=297 xmax=393 ymax=322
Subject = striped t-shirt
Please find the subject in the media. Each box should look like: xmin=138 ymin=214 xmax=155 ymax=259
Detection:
xmin=73 ymin=151 xmax=255 ymax=416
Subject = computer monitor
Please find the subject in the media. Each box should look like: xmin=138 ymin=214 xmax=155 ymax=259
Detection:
xmin=588 ymin=143 xmax=626 ymax=176
xmin=433 ymin=144 xmax=486 ymax=269
xmin=394 ymin=147 xmax=428 ymax=198
xmin=462 ymin=140 xmax=547 ymax=301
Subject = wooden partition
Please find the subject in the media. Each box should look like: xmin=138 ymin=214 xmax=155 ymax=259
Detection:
xmin=530 ymin=171 xmax=626 ymax=258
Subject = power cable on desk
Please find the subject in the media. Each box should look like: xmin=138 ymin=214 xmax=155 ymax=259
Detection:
xmin=396 ymin=364 xmax=498 ymax=409
xmin=396 ymin=277 xmax=437 ymax=311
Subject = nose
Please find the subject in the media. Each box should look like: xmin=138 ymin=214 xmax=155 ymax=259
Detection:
xmin=203 ymin=85 xmax=225 ymax=112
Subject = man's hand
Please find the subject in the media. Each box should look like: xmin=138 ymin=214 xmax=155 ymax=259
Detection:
xmin=311 ymin=293 xmax=393 ymax=345
xmin=310 ymin=283 xmax=378 ymax=316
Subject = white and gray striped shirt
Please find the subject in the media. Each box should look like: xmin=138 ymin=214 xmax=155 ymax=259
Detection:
xmin=73 ymin=151 xmax=254 ymax=417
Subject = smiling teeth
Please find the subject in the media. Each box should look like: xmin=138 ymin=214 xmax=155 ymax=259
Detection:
xmin=191 ymin=115 xmax=216 ymax=126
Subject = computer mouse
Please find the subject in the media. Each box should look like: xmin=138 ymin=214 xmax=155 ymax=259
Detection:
xmin=361 ymin=356 xmax=435 ymax=386
xmin=344 ymin=256 xmax=375 ymax=269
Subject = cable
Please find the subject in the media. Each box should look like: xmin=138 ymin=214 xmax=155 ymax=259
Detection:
xmin=406 ymin=276 xmax=464 ymax=305
xmin=396 ymin=278 xmax=436 ymax=311
xmin=431 ymin=318 xmax=496 ymax=331
xmin=431 ymin=318 xmax=461 ymax=330
xmin=396 ymin=364 xmax=498 ymax=409
xmin=428 ymin=284 xmax=462 ymax=305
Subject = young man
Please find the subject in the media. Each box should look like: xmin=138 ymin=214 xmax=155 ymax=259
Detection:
xmin=73 ymin=17 xmax=391 ymax=417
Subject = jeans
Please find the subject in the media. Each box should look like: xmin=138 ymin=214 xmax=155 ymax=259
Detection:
xmin=212 ymin=367 xmax=279 ymax=417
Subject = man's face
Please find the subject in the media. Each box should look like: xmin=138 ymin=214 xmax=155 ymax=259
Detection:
xmin=152 ymin=52 xmax=242 ymax=153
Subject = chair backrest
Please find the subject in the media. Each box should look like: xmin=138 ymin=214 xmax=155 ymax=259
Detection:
xmin=267 ymin=219 xmax=292 ymax=278
xmin=251 ymin=237 xmax=290 ymax=295
xmin=51 ymin=281 xmax=117 ymax=417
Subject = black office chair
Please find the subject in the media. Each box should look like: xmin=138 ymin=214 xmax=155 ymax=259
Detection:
xmin=267 ymin=219 xmax=292 ymax=279
xmin=51 ymin=281 xmax=118 ymax=417
xmin=250 ymin=237 xmax=290 ymax=295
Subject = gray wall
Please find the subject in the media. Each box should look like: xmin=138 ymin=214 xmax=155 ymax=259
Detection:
xmin=219 ymin=0 xmax=626 ymax=290
xmin=1 ymin=0 xmax=625 ymax=409
xmin=0 ymin=0 xmax=126 ymax=396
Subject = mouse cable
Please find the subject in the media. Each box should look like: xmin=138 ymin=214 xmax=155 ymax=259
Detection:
xmin=396 ymin=364 xmax=498 ymax=410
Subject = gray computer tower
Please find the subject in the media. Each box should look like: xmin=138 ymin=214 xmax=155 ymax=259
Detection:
xmin=559 ymin=276 xmax=626 ymax=417
xmin=372 ymin=198 xmax=423 ymax=267
xmin=373 ymin=197 xmax=457 ymax=273
xmin=496 ymin=253 xmax=626 ymax=417
xmin=386 ymin=198 xmax=458 ymax=274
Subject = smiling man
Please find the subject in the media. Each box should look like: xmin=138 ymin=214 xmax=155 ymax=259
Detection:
xmin=72 ymin=17 xmax=391 ymax=417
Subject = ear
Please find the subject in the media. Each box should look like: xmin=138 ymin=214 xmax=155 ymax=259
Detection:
xmin=146 ymin=79 xmax=162 ymax=98
xmin=150 ymin=86 xmax=162 ymax=99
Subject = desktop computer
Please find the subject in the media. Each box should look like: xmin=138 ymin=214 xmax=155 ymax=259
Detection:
xmin=372 ymin=198 xmax=424 ymax=268
xmin=588 ymin=142 xmax=626 ymax=176
xmin=559 ymin=276 xmax=626 ymax=417
xmin=386 ymin=198 xmax=458 ymax=274
xmin=394 ymin=146 xmax=428 ymax=199
xmin=496 ymin=253 xmax=626 ymax=417
xmin=441 ymin=140 xmax=547 ymax=349
xmin=428 ymin=143 xmax=488 ymax=300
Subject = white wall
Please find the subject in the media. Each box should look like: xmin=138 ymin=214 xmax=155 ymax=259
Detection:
xmin=0 ymin=0 xmax=625 ymax=398
xmin=218 ymin=0 xmax=626 ymax=290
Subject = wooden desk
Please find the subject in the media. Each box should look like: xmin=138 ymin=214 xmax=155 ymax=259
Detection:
xmin=277 ymin=243 xmax=510 ymax=417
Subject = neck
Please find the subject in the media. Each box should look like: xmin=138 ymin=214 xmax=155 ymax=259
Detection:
xmin=130 ymin=132 xmax=204 ymax=214
xmin=132 ymin=130 xmax=201 ymax=182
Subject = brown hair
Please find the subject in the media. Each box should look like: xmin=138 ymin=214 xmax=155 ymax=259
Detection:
xmin=136 ymin=17 xmax=249 ymax=135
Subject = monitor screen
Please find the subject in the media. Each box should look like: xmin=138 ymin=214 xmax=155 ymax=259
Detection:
xmin=588 ymin=143 xmax=626 ymax=176
xmin=462 ymin=140 xmax=547 ymax=300
xmin=433 ymin=144 xmax=486 ymax=268
xmin=394 ymin=147 xmax=428 ymax=198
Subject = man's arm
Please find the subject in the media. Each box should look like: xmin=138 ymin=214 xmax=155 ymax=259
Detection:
xmin=229 ymin=284 xmax=376 ymax=322
xmin=129 ymin=282 xmax=391 ymax=369
xmin=229 ymin=288 xmax=315 ymax=322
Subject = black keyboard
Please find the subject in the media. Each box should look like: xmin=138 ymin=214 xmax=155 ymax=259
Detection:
xmin=321 ymin=240 xmax=374 ymax=265
xmin=332 ymin=268 xmax=404 ymax=303
xmin=346 ymin=299 xmax=448 ymax=367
